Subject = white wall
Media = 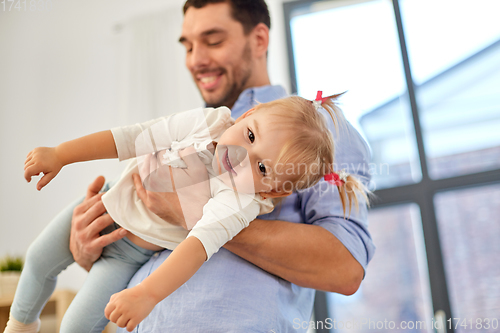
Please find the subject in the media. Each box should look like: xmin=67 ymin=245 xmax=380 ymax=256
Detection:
xmin=0 ymin=0 xmax=290 ymax=290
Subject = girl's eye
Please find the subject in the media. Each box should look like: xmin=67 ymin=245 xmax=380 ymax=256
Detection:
xmin=248 ymin=128 xmax=255 ymax=143
xmin=258 ymin=162 xmax=267 ymax=176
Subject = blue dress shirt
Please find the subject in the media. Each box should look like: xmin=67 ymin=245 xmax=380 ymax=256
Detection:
xmin=117 ymin=85 xmax=375 ymax=333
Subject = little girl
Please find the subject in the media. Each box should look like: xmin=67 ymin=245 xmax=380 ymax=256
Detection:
xmin=5 ymin=92 xmax=368 ymax=333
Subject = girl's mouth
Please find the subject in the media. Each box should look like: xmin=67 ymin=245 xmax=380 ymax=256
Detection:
xmin=222 ymin=148 xmax=237 ymax=175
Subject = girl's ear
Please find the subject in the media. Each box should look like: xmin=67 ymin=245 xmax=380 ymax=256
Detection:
xmin=235 ymin=108 xmax=255 ymax=124
xmin=260 ymin=189 xmax=293 ymax=199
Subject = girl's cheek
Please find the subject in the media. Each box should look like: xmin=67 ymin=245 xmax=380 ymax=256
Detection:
xmin=234 ymin=167 xmax=256 ymax=194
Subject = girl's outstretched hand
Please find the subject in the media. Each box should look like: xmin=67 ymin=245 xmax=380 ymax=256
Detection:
xmin=24 ymin=147 xmax=64 ymax=190
xmin=105 ymin=284 xmax=158 ymax=332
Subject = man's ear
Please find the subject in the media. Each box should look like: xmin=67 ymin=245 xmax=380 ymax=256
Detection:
xmin=251 ymin=22 xmax=269 ymax=59
xmin=235 ymin=108 xmax=255 ymax=124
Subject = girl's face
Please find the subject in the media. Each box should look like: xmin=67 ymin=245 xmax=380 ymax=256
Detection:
xmin=212 ymin=108 xmax=291 ymax=195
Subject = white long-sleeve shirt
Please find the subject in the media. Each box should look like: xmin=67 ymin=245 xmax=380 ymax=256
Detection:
xmin=101 ymin=107 xmax=274 ymax=260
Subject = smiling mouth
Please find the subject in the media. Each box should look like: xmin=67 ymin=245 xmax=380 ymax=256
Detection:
xmin=196 ymin=70 xmax=223 ymax=90
xmin=222 ymin=149 xmax=237 ymax=175
xmin=200 ymin=76 xmax=217 ymax=84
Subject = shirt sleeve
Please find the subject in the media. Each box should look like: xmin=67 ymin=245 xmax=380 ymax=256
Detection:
xmin=299 ymin=111 xmax=375 ymax=275
xmin=110 ymin=107 xmax=232 ymax=161
xmin=186 ymin=190 xmax=262 ymax=260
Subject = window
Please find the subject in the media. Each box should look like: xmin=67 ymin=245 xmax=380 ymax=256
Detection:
xmin=435 ymin=184 xmax=500 ymax=333
xmin=284 ymin=1 xmax=500 ymax=332
xmin=328 ymin=204 xmax=433 ymax=333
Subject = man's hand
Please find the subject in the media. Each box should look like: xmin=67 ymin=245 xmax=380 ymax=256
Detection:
xmin=24 ymin=147 xmax=64 ymax=191
xmin=104 ymin=284 xmax=158 ymax=332
xmin=70 ymin=176 xmax=128 ymax=271
xmin=134 ymin=146 xmax=211 ymax=230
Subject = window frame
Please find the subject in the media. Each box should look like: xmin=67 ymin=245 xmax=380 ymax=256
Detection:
xmin=283 ymin=1 xmax=500 ymax=332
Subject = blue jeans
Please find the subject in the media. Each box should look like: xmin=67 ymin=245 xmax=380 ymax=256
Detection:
xmin=10 ymin=186 xmax=156 ymax=333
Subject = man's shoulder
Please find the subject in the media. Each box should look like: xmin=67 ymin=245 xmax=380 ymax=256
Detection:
xmin=232 ymin=85 xmax=288 ymax=117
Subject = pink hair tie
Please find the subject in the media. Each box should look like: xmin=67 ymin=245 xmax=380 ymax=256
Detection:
xmin=311 ymin=90 xmax=331 ymax=110
xmin=324 ymin=169 xmax=349 ymax=186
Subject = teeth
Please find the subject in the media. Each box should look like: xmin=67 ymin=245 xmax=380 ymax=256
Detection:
xmin=200 ymin=76 xmax=217 ymax=84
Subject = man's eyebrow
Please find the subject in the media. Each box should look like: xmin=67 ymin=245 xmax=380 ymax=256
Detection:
xmin=178 ymin=29 xmax=226 ymax=43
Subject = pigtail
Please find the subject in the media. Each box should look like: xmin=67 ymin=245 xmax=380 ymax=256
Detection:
xmin=315 ymin=92 xmax=370 ymax=217
xmin=336 ymin=173 xmax=371 ymax=218
xmin=313 ymin=92 xmax=347 ymax=136
xmin=253 ymin=92 xmax=371 ymax=219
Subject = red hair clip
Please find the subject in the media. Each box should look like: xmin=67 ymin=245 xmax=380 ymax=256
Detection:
xmin=324 ymin=169 xmax=349 ymax=186
xmin=312 ymin=91 xmax=332 ymax=110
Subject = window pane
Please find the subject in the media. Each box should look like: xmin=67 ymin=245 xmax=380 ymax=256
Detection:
xmin=289 ymin=0 xmax=422 ymax=189
xmin=434 ymin=184 xmax=500 ymax=332
xmin=327 ymin=204 xmax=433 ymax=333
xmin=400 ymin=0 xmax=500 ymax=179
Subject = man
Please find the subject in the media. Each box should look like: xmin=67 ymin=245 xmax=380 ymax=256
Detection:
xmin=70 ymin=0 xmax=375 ymax=331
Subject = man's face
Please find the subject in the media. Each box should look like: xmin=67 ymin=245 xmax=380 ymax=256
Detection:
xmin=180 ymin=3 xmax=254 ymax=108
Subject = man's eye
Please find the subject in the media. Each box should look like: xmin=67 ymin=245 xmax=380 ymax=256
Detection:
xmin=208 ymin=41 xmax=223 ymax=46
xmin=258 ymin=162 xmax=267 ymax=176
xmin=248 ymin=129 xmax=255 ymax=143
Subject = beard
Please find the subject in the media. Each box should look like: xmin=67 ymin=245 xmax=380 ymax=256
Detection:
xmin=202 ymin=42 xmax=253 ymax=108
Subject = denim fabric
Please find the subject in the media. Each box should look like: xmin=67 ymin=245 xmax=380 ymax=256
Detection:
xmin=11 ymin=185 xmax=156 ymax=333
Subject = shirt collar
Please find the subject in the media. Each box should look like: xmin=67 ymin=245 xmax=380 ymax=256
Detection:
xmin=230 ymin=85 xmax=288 ymax=119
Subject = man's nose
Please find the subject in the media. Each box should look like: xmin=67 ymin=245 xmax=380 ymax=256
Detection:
xmin=188 ymin=44 xmax=210 ymax=69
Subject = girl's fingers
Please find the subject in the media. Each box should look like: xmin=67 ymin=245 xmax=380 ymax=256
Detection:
xmin=24 ymin=165 xmax=40 ymax=182
xmin=115 ymin=314 xmax=129 ymax=328
xmin=24 ymin=155 xmax=33 ymax=166
xmin=24 ymin=160 xmax=36 ymax=171
xmin=104 ymin=301 xmax=115 ymax=320
xmin=126 ymin=320 xmax=136 ymax=332
xmin=37 ymin=172 xmax=55 ymax=191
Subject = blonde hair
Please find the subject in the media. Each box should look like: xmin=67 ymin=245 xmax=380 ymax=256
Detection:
xmin=253 ymin=94 xmax=370 ymax=217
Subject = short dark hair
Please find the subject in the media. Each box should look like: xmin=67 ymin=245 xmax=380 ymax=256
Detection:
xmin=183 ymin=0 xmax=271 ymax=34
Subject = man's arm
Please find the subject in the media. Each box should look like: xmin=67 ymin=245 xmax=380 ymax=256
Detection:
xmin=223 ymin=218 xmax=364 ymax=295
xmin=133 ymin=176 xmax=369 ymax=295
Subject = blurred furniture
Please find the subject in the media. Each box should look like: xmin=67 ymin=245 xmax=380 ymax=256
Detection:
xmin=0 ymin=289 xmax=75 ymax=332
xmin=0 ymin=289 xmax=115 ymax=333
